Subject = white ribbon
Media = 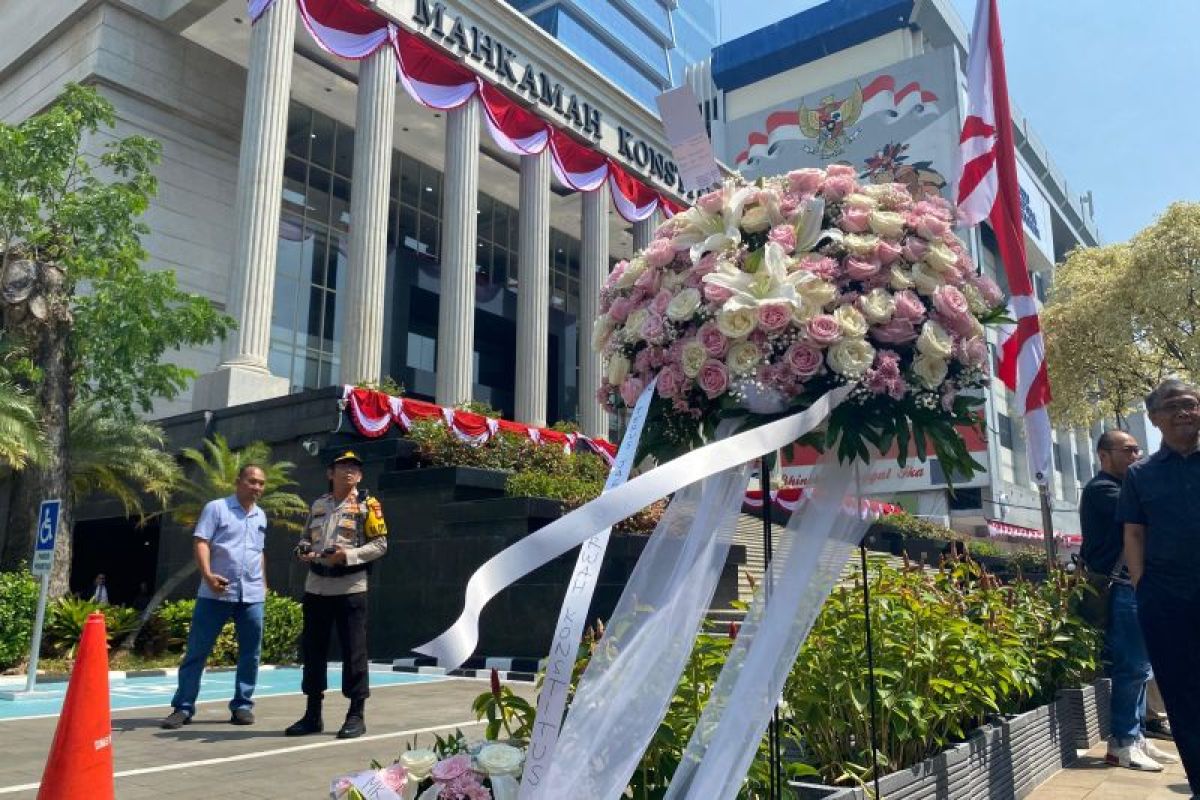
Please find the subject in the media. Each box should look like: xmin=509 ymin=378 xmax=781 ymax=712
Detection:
xmin=413 ymin=385 xmax=853 ymax=668
xmin=519 ymin=380 xmax=657 ymax=799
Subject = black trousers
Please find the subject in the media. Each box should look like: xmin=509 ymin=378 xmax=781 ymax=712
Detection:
xmin=300 ymin=592 xmax=370 ymax=701
xmin=1137 ymin=578 xmax=1200 ymax=792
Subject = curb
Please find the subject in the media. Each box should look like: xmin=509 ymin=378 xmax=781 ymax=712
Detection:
xmin=390 ymin=657 xmax=540 ymax=683
xmin=0 ymin=664 xmax=300 ymax=687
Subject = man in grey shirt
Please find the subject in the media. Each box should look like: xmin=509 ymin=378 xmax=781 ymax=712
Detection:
xmin=161 ymin=465 xmax=269 ymax=729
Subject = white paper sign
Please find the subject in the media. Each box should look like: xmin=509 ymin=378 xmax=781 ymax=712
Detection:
xmin=655 ymin=86 xmax=721 ymax=192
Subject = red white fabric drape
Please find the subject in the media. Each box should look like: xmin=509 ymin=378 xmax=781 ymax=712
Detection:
xmin=341 ymin=386 xmax=617 ymax=461
xmin=742 ymin=488 xmax=902 ymax=519
xmin=986 ymin=519 xmax=1081 ymax=547
xmin=251 ymin=0 xmax=685 ymax=222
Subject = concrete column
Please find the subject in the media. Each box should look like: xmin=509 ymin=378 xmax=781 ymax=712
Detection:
xmin=193 ymin=0 xmax=294 ymax=409
xmin=435 ymin=97 xmax=481 ymax=407
xmin=578 ymin=185 xmax=610 ymax=438
xmin=514 ymin=150 xmax=551 ymax=426
xmin=340 ymin=46 xmax=397 ymax=385
xmin=632 ymin=210 xmax=658 ymax=253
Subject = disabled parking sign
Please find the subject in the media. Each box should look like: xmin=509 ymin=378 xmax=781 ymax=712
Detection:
xmin=31 ymin=499 xmax=61 ymax=577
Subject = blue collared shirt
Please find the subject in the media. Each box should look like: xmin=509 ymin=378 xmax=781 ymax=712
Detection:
xmin=194 ymin=496 xmax=268 ymax=603
xmin=1117 ymin=445 xmax=1200 ymax=599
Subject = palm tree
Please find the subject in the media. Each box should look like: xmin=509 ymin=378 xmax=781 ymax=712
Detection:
xmin=0 ymin=378 xmax=40 ymax=471
xmin=68 ymin=401 xmax=179 ymax=517
xmin=117 ymin=434 xmax=309 ymax=653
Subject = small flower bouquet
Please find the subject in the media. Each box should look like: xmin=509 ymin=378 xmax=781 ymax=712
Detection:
xmin=593 ymin=166 xmax=1006 ymax=476
xmin=331 ymin=736 xmax=524 ymax=800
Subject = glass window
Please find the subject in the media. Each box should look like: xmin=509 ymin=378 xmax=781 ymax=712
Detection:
xmin=407 ymin=332 xmax=436 ymax=371
xmin=331 ymin=176 xmax=352 ymax=231
xmin=998 ymin=412 xmax=1013 ymax=449
xmin=309 ymin=113 xmax=335 ymax=170
xmin=286 ymin=102 xmax=311 ymax=159
xmin=624 ymin=0 xmax=671 ymax=35
xmin=333 ymin=125 xmax=355 ymax=179
xmin=306 ymin=168 xmax=332 ymax=226
xmin=421 ymin=163 xmax=443 ymax=216
xmin=399 ymin=157 xmax=421 ymax=209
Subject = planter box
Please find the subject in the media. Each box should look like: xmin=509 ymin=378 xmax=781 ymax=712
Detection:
xmin=791 ymin=681 xmax=1107 ymax=800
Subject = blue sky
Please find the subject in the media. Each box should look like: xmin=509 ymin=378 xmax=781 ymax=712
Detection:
xmin=716 ymin=0 xmax=1199 ymax=244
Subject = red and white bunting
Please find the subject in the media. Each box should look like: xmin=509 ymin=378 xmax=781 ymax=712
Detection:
xmin=986 ymin=519 xmax=1081 ymax=547
xmin=250 ymin=0 xmax=682 ymax=223
xmin=340 ymin=386 xmax=618 ymax=463
xmin=742 ymin=488 xmax=901 ymax=519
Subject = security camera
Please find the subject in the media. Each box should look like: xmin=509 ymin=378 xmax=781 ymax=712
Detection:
xmin=301 ymin=438 xmax=320 ymax=457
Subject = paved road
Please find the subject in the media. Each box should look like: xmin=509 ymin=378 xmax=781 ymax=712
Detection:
xmin=0 ymin=673 xmax=532 ymax=799
xmin=1028 ymin=739 xmax=1189 ymax=800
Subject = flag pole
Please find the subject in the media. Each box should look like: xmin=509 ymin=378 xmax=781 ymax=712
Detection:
xmin=1038 ymin=484 xmax=1057 ymax=568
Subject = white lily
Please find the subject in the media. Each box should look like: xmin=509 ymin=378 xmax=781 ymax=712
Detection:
xmin=672 ymin=184 xmax=758 ymax=264
xmin=791 ymin=196 xmax=840 ymax=254
xmin=702 ymin=242 xmax=806 ymax=311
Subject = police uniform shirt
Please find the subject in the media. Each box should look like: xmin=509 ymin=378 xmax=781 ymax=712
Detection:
xmin=301 ymin=491 xmax=388 ymax=596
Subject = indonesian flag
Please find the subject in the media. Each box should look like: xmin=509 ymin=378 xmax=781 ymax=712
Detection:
xmin=957 ymin=0 xmax=1053 ymax=485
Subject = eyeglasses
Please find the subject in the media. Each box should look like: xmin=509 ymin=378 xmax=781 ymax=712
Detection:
xmin=1158 ymin=398 xmax=1200 ymax=414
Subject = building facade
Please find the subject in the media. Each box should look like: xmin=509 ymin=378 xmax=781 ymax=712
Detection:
xmin=707 ymin=0 xmax=1116 ymax=541
xmin=0 ymin=0 xmax=692 ymax=436
xmin=508 ymin=0 xmax=718 ymax=108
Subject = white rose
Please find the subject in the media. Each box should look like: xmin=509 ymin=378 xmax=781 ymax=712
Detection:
xmin=912 ymin=353 xmax=949 ymax=389
xmin=858 ymin=288 xmax=896 ymax=324
xmin=843 ymin=193 xmax=878 ymax=209
xmin=591 ymin=314 xmax=615 ymax=352
xmin=606 ymin=353 xmax=630 ymax=385
xmin=791 ymin=295 xmax=819 ymax=324
xmin=889 ymin=266 xmax=915 ymax=290
xmin=834 ymin=305 xmax=868 ymax=338
xmin=661 ymin=269 xmax=686 ymax=292
xmin=616 ymin=256 xmax=648 ymax=289
xmin=624 ymin=308 xmax=649 ymax=343
xmin=666 ymin=287 xmax=702 ymax=322
xmin=726 ymin=341 xmax=761 ymax=376
xmin=477 ymin=743 xmax=524 ymax=777
xmin=924 ymin=241 xmax=958 ymax=273
xmin=797 ymin=275 xmax=838 ymax=307
xmin=827 ymin=338 xmax=875 ymax=379
xmin=965 ymin=313 xmax=985 ymax=338
xmin=741 ymin=205 xmax=771 ymax=233
xmin=960 ymin=283 xmax=988 ymax=315
xmin=399 ymin=749 xmax=438 ymax=781
xmin=868 ymin=210 xmax=906 ymax=238
xmin=717 ymin=306 xmax=757 ymax=339
xmin=910 ymin=262 xmax=945 ymax=296
xmin=681 ymin=339 xmax=707 ymax=378
xmin=916 ymin=320 xmax=954 ymax=360
xmin=843 ymin=233 xmax=881 ymax=257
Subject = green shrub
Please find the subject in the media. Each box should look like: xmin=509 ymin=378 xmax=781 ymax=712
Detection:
xmin=155 ymin=593 xmax=302 ymax=666
xmin=549 ymin=420 xmax=582 ymax=434
xmin=0 ymin=570 xmax=39 ymax=669
xmin=43 ymin=597 xmax=139 ymax=658
xmin=505 ymin=472 xmax=601 ymax=508
xmin=454 ymin=400 xmax=501 ymax=418
xmin=874 ymin=511 xmax=961 ymax=542
xmin=963 ymin=538 xmax=1004 ymax=558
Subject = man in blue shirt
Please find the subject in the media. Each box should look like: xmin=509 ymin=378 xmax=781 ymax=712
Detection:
xmin=161 ymin=465 xmax=269 ymax=729
xmin=1119 ymin=379 xmax=1200 ymax=795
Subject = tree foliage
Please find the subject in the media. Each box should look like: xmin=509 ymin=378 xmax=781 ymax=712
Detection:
xmin=68 ymin=401 xmax=179 ymax=520
xmin=1043 ymin=202 xmax=1200 ymax=426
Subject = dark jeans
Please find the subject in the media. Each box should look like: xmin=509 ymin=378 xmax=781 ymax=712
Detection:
xmin=1137 ymin=578 xmax=1200 ymax=791
xmin=1105 ymin=584 xmax=1152 ymax=745
xmin=300 ymin=592 xmax=370 ymax=702
xmin=171 ymin=598 xmax=263 ymax=715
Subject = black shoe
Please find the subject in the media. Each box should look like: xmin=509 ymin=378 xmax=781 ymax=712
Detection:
xmin=285 ymin=715 xmax=324 ymax=736
xmin=336 ymin=715 xmax=366 ymax=739
xmin=160 ymin=710 xmax=191 ymax=729
xmin=1145 ymin=718 xmax=1173 ymax=740
xmin=230 ymin=708 xmax=255 ymax=725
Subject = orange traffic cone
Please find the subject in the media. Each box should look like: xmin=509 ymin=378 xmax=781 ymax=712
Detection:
xmin=38 ymin=612 xmax=114 ymax=800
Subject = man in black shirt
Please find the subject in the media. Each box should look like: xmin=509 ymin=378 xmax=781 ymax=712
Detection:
xmin=1120 ymin=379 xmax=1200 ymax=795
xmin=1080 ymin=430 xmax=1174 ymax=770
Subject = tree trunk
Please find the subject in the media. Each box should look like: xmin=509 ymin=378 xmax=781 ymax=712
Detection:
xmin=115 ymin=559 xmax=197 ymax=655
xmin=41 ymin=316 xmax=72 ymax=598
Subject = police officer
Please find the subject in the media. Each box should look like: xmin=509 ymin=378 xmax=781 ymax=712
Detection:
xmin=286 ymin=450 xmax=387 ymax=739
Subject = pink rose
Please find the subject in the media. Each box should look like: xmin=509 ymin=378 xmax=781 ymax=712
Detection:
xmin=826 ymin=164 xmax=857 ymax=178
xmin=696 ymin=190 xmax=724 ymax=214
xmin=900 ymin=236 xmax=928 ymax=263
xmin=914 ymin=214 xmax=950 ymax=239
xmin=698 ymin=321 xmax=729 ymax=357
xmin=972 ymin=274 xmax=1004 ymax=307
xmin=634 ymin=265 xmax=660 ymax=294
xmin=892 ymin=290 xmax=927 ymax=323
xmin=767 ymin=224 xmax=796 ymax=253
xmin=758 ymin=303 xmax=792 ymax=334
xmin=840 ymin=206 xmax=871 ymax=233
xmin=933 ymin=285 xmax=971 ymax=322
xmin=845 ymin=256 xmax=881 ymax=282
xmin=431 ymin=755 xmax=471 ymax=783
xmin=784 ymin=343 xmax=824 ymax=379
xmin=704 ymin=282 xmax=733 ymax=304
xmin=650 ymin=289 xmax=672 ymax=316
xmin=608 ymin=296 xmax=633 ymax=323
xmin=874 ymin=239 xmax=903 ymax=266
xmin=644 ymin=238 xmax=675 ymax=268
xmin=380 ymin=765 xmax=408 ymax=792
xmin=620 ymin=376 xmax=645 ymax=407
xmin=697 ymin=359 xmax=730 ymax=399
xmin=605 ymin=261 xmax=627 ymax=290
xmin=779 ymin=191 xmax=802 ymax=217
xmin=801 ymin=256 xmax=840 ymax=281
xmin=788 ymin=168 xmax=825 ymax=195
xmin=807 ymin=314 xmax=842 ymax=345
xmin=633 ymin=348 xmax=653 ymax=374
xmin=821 ymin=174 xmax=857 ymax=202
xmin=871 ymin=318 xmax=919 ymax=344
xmin=648 ymin=346 xmax=665 ymax=369
xmin=653 ymin=364 xmax=682 ymax=398
xmin=959 ymin=336 xmax=988 ymax=367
